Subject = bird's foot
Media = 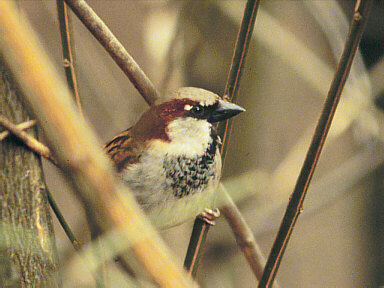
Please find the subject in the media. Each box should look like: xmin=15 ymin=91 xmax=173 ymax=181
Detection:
xmin=198 ymin=208 xmax=220 ymax=226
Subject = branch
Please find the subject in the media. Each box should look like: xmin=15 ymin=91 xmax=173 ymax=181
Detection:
xmin=219 ymin=0 xmax=261 ymax=161
xmin=0 ymin=119 xmax=35 ymax=141
xmin=56 ymin=3 xmax=109 ymax=285
xmin=46 ymin=189 xmax=81 ymax=251
xmin=0 ymin=2 xmax=194 ymax=287
xmin=259 ymin=1 xmax=373 ymax=286
xmin=56 ymin=0 xmax=83 ymax=116
xmin=0 ymin=116 xmax=55 ymax=164
xmin=64 ymin=0 xmax=160 ymax=105
xmin=184 ymin=0 xmax=261 ymax=278
xmin=219 ymin=185 xmax=280 ymax=288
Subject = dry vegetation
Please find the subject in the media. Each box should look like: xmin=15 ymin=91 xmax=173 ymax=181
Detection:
xmin=0 ymin=1 xmax=383 ymax=287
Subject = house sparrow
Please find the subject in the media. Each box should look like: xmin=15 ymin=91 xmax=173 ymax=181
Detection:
xmin=104 ymin=87 xmax=245 ymax=229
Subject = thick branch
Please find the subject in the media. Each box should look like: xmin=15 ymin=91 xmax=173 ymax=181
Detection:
xmin=0 ymin=51 xmax=59 ymax=288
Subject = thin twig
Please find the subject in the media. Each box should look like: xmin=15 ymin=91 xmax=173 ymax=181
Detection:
xmin=64 ymin=0 xmax=160 ymax=105
xmin=47 ymin=189 xmax=81 ymax=251
xmin=56 ymin=0 xmax=83 ymax=251
xmin=0 ymin=115 xmax=56 ymax=164
xmin=259 ymin=1 xmax=373 ymax=287
xmin=184 ymin=0 xmax=261 ymax=278
xmin=56 ymin=3 xmax=109 ymax=286
xmin=219 ymin=0 xmax=261 ymax=162
xmin=0 ymin=119 xmax=36 ymax=141
xmin=0 ymin=2 xmax=195 ymax=287
xmin=56 ymin=0 xmax=83 ymax=116
xmin=220 ymin=186 xmax=280 ymax=288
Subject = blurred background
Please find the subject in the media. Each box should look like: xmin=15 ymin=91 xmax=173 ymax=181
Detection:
xmin=16 ymin=0 xmax=384 ymax=287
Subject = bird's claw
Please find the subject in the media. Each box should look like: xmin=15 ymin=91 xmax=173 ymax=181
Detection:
xmin=198 ymin=208 xmax=220 ymax=226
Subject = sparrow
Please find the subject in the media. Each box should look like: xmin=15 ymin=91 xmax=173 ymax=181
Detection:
xmin=104 ymin=87 xmax=245 ymax=229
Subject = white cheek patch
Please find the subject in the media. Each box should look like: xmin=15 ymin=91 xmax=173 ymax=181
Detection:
xmin=184 ymin=104 xmax=193 ymax=111
xmin=162 ymin=118 xmax=212 ymax=157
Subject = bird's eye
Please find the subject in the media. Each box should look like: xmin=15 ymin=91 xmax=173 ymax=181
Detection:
xmin=191 ymin=105 xmax=205 ymax=116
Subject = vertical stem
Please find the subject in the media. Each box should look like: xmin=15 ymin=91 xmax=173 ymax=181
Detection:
xmin=259 ymin=0 xmax=373 ymax=286
xmin=184 ymin=0 xmax=261 ymax=277
xmin=219 ymin=0 xmax=261 ymax=162
xmin=183 ymin=218 xmax=210 ymax=277
xmin=56 ymin=2 xmax=109 ymax=285
xmin=56 ymin=0 xmax=83 ymax=116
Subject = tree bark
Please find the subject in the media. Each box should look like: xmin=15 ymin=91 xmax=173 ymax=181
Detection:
xmin=0 ymin=60 xmax=59 ymax=287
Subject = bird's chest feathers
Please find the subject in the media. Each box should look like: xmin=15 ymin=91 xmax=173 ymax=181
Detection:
xmin=150 ymin=118 xmax=220 ymax=196
xmin=162 ymin=139 xmax=219 ymax=198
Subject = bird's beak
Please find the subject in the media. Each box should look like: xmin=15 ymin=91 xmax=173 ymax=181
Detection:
xmin=208 ymin=99 xmax=246 ymax=123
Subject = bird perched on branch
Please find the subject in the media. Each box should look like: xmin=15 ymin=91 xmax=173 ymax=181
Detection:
xmin=104 ymin=87 xmax=245 ymax=229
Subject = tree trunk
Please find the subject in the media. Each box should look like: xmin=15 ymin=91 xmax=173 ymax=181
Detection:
xmin=0 ymin=60 xmax=59 ymax=287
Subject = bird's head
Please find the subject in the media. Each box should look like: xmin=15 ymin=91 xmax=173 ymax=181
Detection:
xmin=133 ymin=87 xmax=245 ymax=155
xmin=157 ymin=87 xmax=245 ymax=123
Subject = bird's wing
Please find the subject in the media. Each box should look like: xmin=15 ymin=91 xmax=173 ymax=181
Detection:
xmin=103 ymin=127 xmax=143 ymax=172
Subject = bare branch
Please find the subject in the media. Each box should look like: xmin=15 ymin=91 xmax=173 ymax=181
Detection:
xmin=184 ymin=0 xmax=262 ymax=278
xmin=260 ymin=0 xmax=373 ymax=286
xmin=0 ymin=116 xmax=55 ymax=163
xmin=64 ymin=0 xmax=160 ymax=105
xmin=0 ymin=119 xmax=36 ymax=141
xmin=220 ymin=186 xmax=280 ymax=288
xmin=56 ymin=0 xmax=83 ymax=116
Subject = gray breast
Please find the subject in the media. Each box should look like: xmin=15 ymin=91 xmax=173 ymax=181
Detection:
xmin=163 ymin=133 xmax=219 ymax=198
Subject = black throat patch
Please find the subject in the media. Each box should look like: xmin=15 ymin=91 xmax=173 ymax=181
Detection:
xmin=164 ymin=128 xmax=219 ymax=198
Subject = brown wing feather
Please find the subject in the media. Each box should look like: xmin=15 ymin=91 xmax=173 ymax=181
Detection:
xmin=103 ymin=127 xmax=143 ymax=172
xmin=104 ymin=106 xmax=169 ymax=172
